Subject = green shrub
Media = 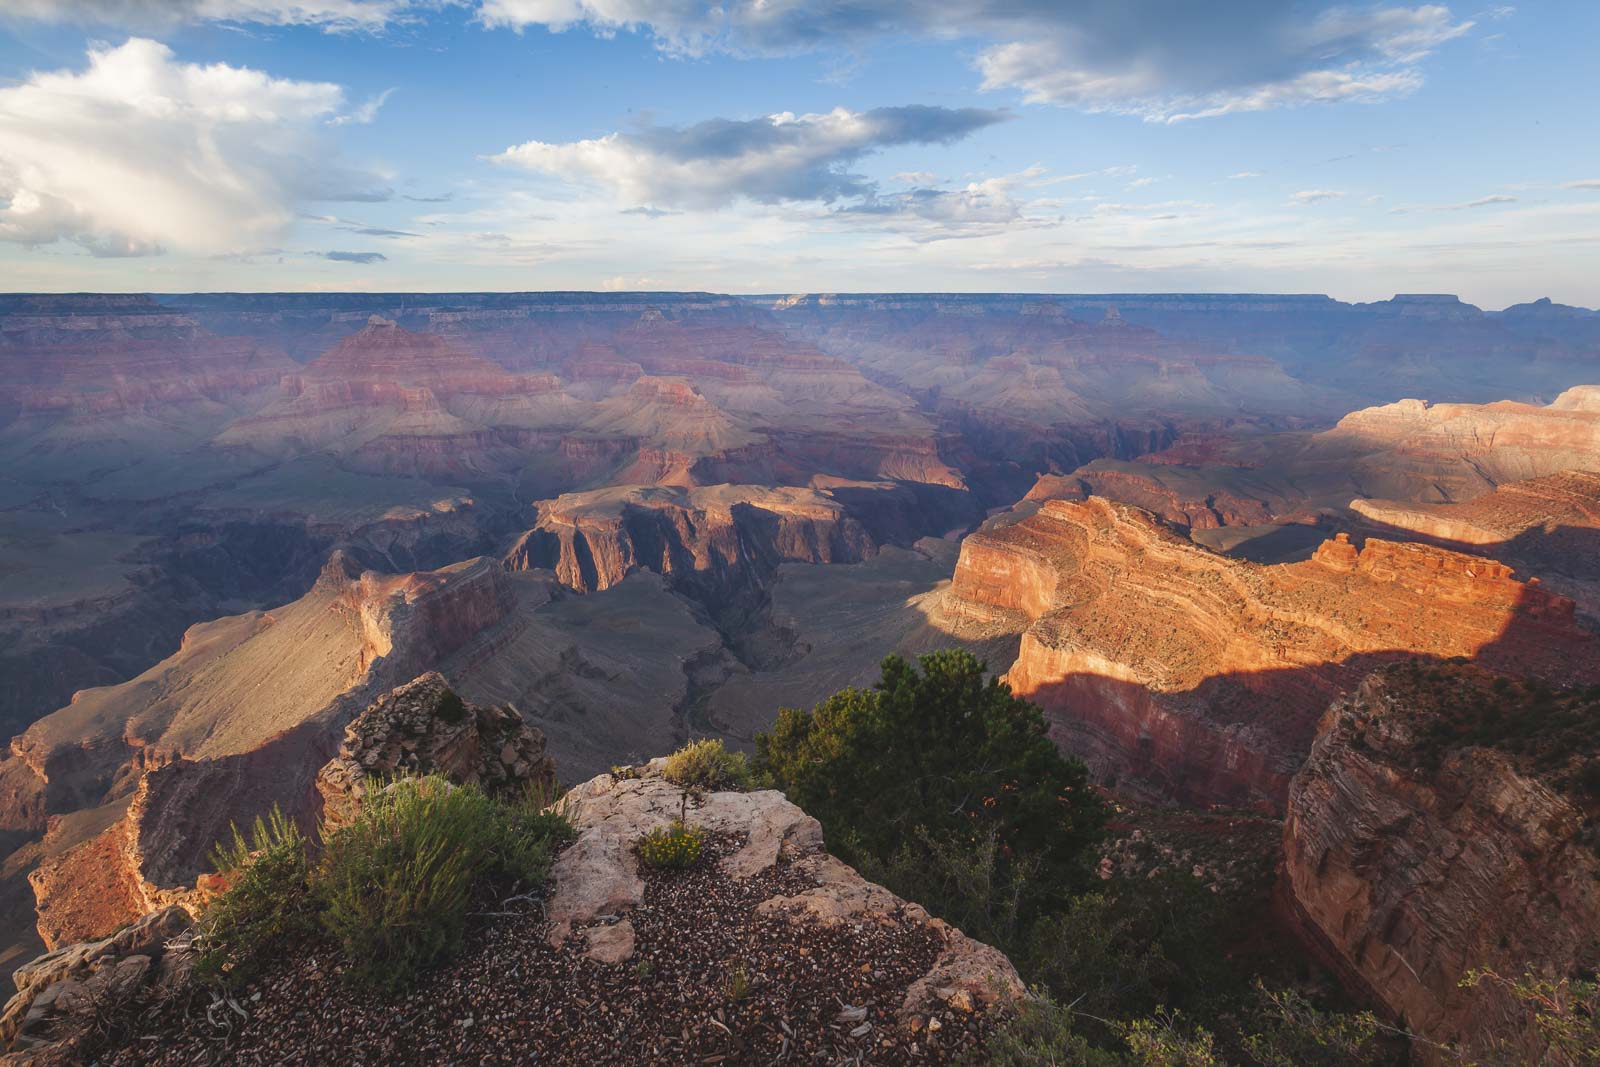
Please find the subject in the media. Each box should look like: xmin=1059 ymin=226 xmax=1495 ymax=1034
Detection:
xmin=756 ymin=651 xmax=1106 ymax=936
xmin=663 ymin=738 xmax=753 ymax=791
xmin=196 ymin=806 xmax=315 ymax=985
xmin=315 ymin=775 xmax=570 ymax=990
xmin=435 ymin=688 xmax=468 ymax=724
xmin=966 ymin=994 xmax=1125 ymax=1066
xmin=636 ymin=819 xmax=706 ymax=869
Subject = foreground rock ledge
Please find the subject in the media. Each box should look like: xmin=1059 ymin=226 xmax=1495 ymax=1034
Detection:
xmin=0 ymin=761 xmax=1021 ymax=1063
xmin=550 ymin=760 xmax=1024 ymax=1026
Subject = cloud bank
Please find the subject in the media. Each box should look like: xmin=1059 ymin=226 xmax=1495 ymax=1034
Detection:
xmin=492 ymin=105 xmax=1007 ymax=210
xmin=0 ymin=39 xmax=383 ymax=257
xmin=476 ymin=1 xmax=1472 ymax=121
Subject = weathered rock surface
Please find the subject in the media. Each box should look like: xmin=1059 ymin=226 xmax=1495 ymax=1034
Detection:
xmin=0 ymin=905 xmax=194 ymax=1063
xmin=1351 ymin=469 xmax=1600 ymax=620
xmin=1283 ymin=664 xmax=1600 ymax=1065
xmin=316 ymin=671 xmax=555 ymax=831
xmin=4 ymin=553 xmax=515 ymax=949
xmin=950 ymin=497 xmax=1600 ymax=809
xmin=505 ymin=483 xmax=877 ymax=595
xmin=549 ymin=761 xmax=1022 ymax=1022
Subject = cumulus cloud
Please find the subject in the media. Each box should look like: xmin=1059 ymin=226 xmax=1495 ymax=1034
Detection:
xmin=323 ymin=249 xmax=387 ymax=262
xmin=0 ymin=38 xmax=383 ymax=257
xmin=3 ymin=0 xmax=406 ymax=32
xmin=491 ymin=105 xmax=1007 ymax=210
xmin=476 ymin=2 xmax=1472 ymax=121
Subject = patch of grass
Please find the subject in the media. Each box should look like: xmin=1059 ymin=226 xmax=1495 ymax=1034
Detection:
xmin=195 ymin=806 xmax=315 ymax=985
xmin=663 ymin=738 xmax=754 ymax=792
xmin=635 ymin=819 xmax=706 ymax=869
xmin=197 ymin=774 xmax=572 ymax=993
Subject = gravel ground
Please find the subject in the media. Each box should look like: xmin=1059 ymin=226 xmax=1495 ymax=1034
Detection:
xmin=89 ymin=835 xmax=994 ymax=1066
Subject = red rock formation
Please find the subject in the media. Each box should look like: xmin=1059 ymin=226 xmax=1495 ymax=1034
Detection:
xmin=1283 ymin=664 xmax=1600 ymax=1064
xmin=4 ymin=553 xmax=516 ymax=947
xmin=0 ymin=303 xmax=292 ymax=418
xmin=1349 ymin=470 xmax=1600 ymax=618
xmin=950 ymin=498 xmax=1600 ymax=809
xmin=505 ymin=484 xmax=875 ymax=595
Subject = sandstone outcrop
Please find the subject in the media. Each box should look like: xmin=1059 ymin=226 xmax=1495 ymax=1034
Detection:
xmin=315 ymin=672 xmax=555 ymax=832
xmin=550 ymin=760 xmax=1022 ymax=1022
xmin=505 ymin=483 xmax=876 ymax=595
xmin=3 ymin=553 xmax=515 ymax=949
xmin=0 ymin=905 xmax=195 ymax=1063
xmin=1351 ymin=469 xmax=1600 ymax=619
xmin=1283 ymin=663 xmax=1600 ymax=1064
xmin=950 ymin=497 xmax=1600 ymax=809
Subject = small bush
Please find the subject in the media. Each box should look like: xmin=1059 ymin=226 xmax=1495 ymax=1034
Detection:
xmin=196 ymin=806 xmax=315 ymax=985
xmin=663 ymin=738 xmax=753 ymax=791
xmin=196 ymin=775 xmax=573 ymax=993
xmin=965 ymin=994 xmax=1123 ymax=1066
xmin=636 ymin=819 xmax=706 ymax=869
xmin=316 ymin=778 xmax=493 ymax=989
xmin=435 ymin=689 xmax=468 ymax=724
xmin=316 ymin=775 xmax=571 ymax=990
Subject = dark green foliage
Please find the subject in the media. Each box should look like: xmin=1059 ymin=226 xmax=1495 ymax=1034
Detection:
xmin=1240 ymin=984 xmax=1382 ymax=1066
xmin=663 ymin=738 xmax=755 ymax=791
xmin=196 ymin=806 xmax=315 ymax=985
xmin=966 ymin=994 xmax=1126 ymax=1066
xmin=435 ymin=688 xmax=468 ymax=724
xmin=1394 ymin=661 xmax=1600 ymax=792
xmin=1023 ymin=871 xmax=1236 ymax=1040
xmin=755 ymin=651 xmax=1107 ymax=932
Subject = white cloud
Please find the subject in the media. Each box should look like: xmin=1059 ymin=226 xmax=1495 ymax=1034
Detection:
xmin=1563 ymin=179 xmax=1600 ymax=190
xmin=0 ymin=38 xmax=381 ymax=256
xmin=491 ymin=105 xmax=1007 ymax=210
xmin=1289 ymin=189 xmax=1345 ymax=204
xmin=2 ymin=0 xmax=407 ymax=31
xmin=476 ymin=3 xmax=1472 ymax=122
xmin=329 ymin=87 xmax=396 ymax=126
xmin=1230 ymin=171 xmax=1264 ymax=179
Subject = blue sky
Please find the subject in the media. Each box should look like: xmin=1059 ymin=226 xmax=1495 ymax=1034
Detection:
xmin=0 ymin=2 xmax=1596 ymax=307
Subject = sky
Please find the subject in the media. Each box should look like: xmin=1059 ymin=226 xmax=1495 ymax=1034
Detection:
xmin=0 ymin=1 xmax=1596 ymax=307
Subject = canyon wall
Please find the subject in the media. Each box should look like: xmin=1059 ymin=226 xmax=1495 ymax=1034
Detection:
xmin=1283 ymin=664 xmax=1600 ymax=1064
xmin=504 ymin=484 xmax=877 ymax=596
xmin=950 ymin=497 xmax=1600 ymax=810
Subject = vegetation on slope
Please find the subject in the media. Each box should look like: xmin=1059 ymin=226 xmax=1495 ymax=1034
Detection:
xmin=198 ymin=776 xmax=573 ymax=991
xmin=756 ymin=651 xmax=1393 ymax=1065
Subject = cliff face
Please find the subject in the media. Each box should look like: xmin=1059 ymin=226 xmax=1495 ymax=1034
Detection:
xmin=950 ymin=497 xmax=1600 ymax=810
xmin=1350 ymin=469 xmax=1600 ymax=620
xmin=505 ymin=484 xmax=877 ymax=596
xmin=1283 ymin=664 xmax=1600 ymax=1064
xmin=4 ymin=553 xmax=515 ymax=949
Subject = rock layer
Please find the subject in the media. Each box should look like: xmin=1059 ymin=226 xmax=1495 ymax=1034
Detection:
xmin=1282 ymin=665 xmax=1600 ymax=1064
xmin=505 ymin=483 xmax=876 ymax=595
xmin=550 ymin=761 xmax=1022 ymax=1023
xmin=950 ymin=497 xmax=1600 ymax=809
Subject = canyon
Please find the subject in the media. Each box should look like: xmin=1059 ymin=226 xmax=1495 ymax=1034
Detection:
xmin=3 ymin=290 xmax=1600 ymax=1060
xmin=948 ymin=497 xmax=1600 ymax=810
